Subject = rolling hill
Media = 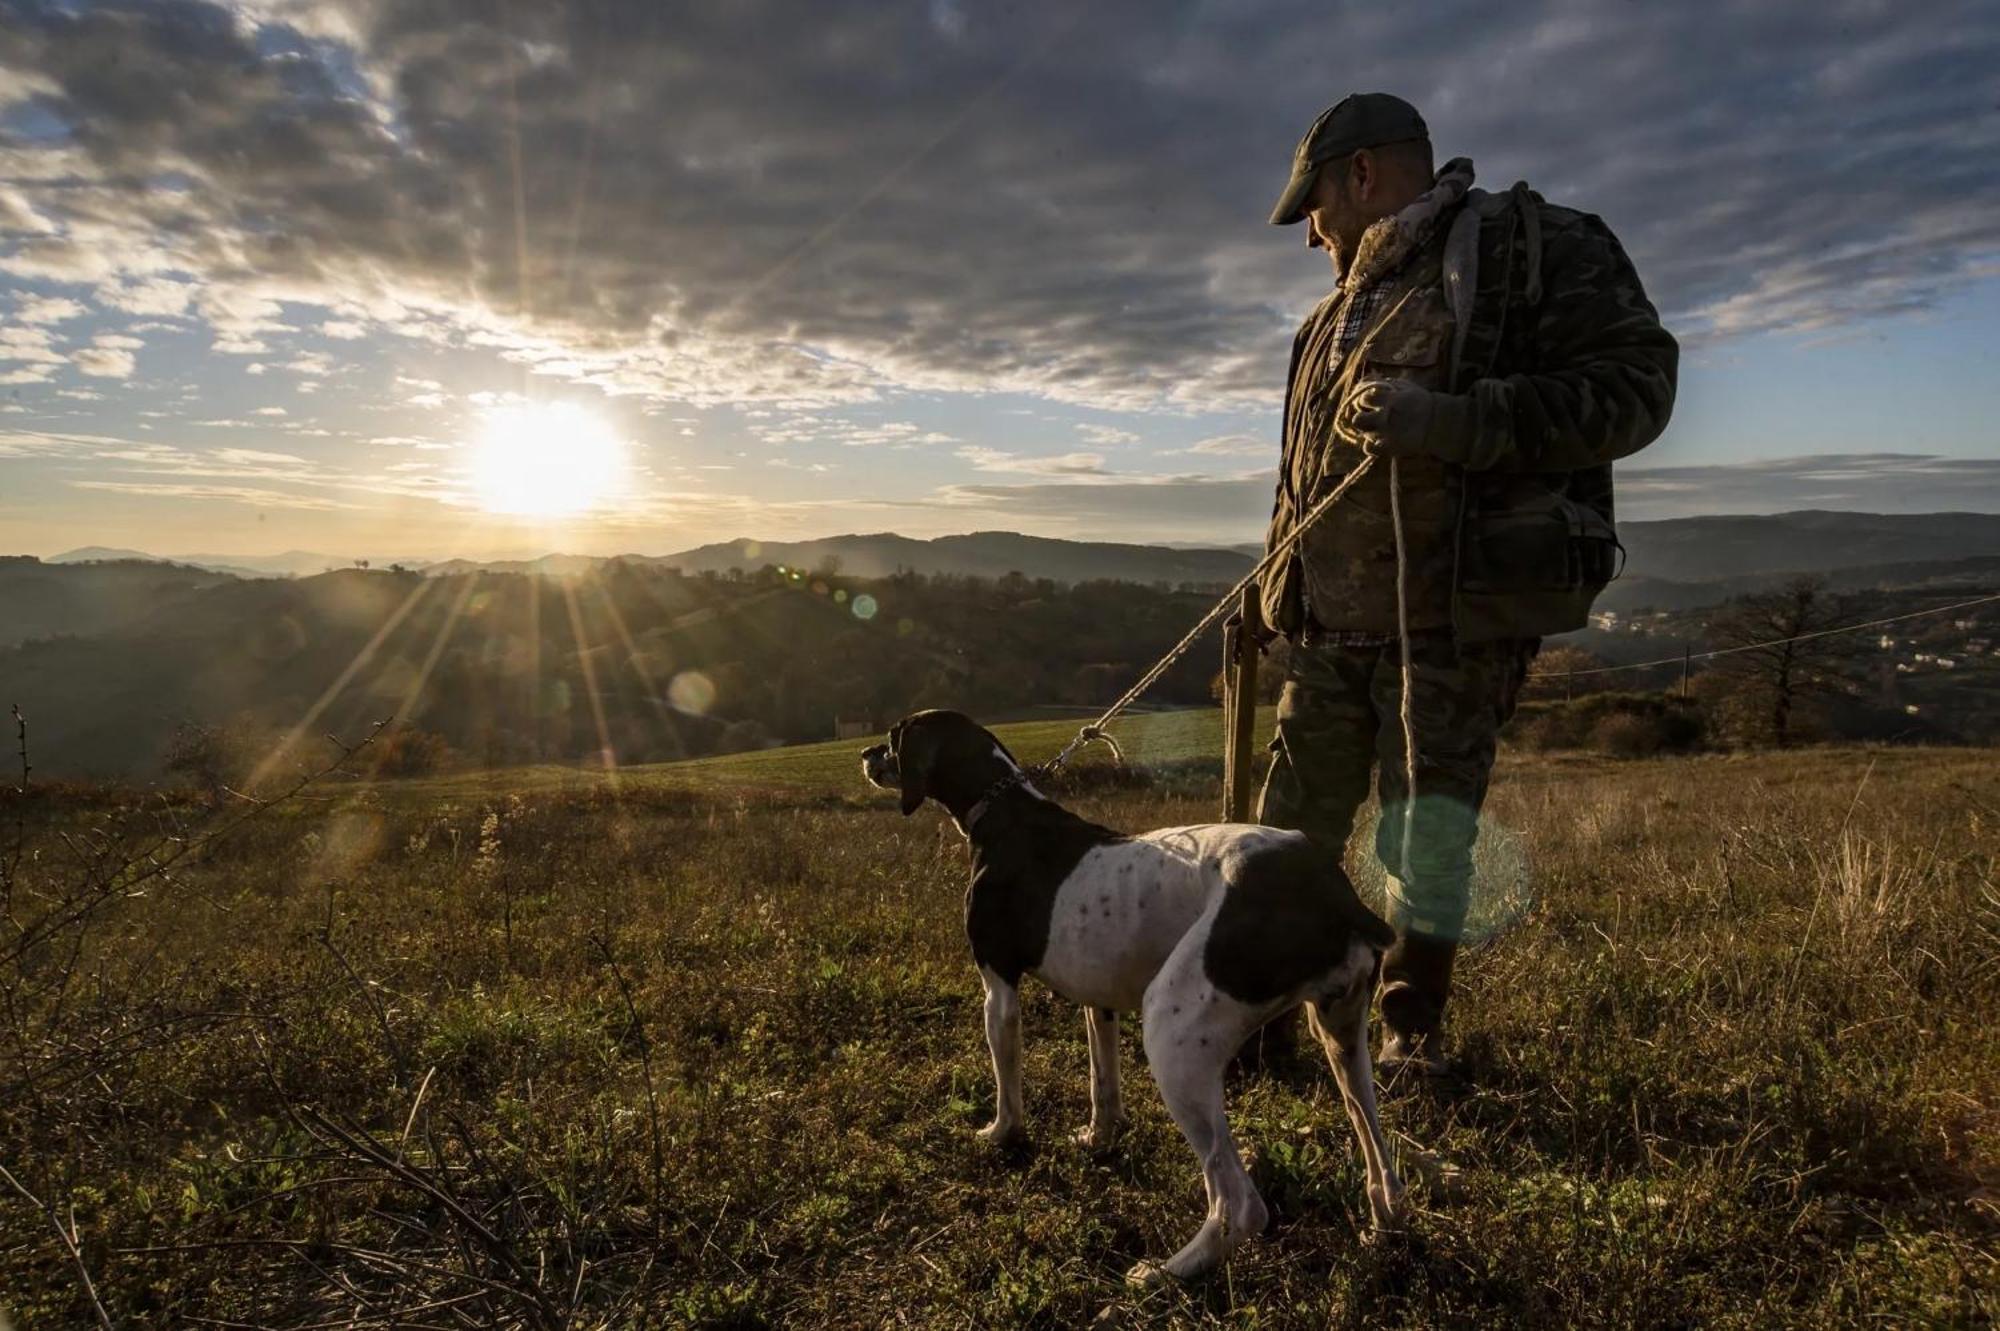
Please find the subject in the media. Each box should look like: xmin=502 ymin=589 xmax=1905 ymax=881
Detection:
xmin=40 ymin=510 xmax=2000 ymax=593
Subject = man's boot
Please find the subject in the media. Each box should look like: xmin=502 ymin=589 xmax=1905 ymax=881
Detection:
xmin=1377 ymin=929 xmax=1457 ymax=1078
xmin=1230 ymin=1004 xmax=1312 ymax=1083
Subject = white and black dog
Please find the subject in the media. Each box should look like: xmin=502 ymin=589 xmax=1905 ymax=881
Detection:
xmin=862 ymin=709 xmax=1408 ymax=1284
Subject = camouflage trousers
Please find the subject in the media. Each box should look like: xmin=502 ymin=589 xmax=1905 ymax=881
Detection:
xmin=1256 ymin=631 xmax=1538 ymax=941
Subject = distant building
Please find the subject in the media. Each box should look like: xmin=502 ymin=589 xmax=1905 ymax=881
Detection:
xmin=1878 ymin=635 xmax=1897 ymax=650
xmin=1589 ymin=610 xmax=1619 ymax=631
xmin=1915 ymin=652 xmax=1935 ymax=663
xmin=1937 ymin=658 xmax=1958 ymax=670
xmin=1905 ymin=704 xmax=1922 ymax=716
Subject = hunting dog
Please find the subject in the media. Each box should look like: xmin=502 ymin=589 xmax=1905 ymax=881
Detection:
xmin=861 ymin=709 xmax=1408 ymax=1284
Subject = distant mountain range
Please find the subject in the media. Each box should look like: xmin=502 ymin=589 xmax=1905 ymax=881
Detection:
xmin=47 ymin=547 xmax=431 ymax=579
xmin=629 ymin=531 xmax=1259 ymax=586
xmin=50 ymin=510 xmax=2000 ymax=594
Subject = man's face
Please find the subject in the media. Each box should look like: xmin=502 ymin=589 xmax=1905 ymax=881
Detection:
xmin=1302 ymin=157 xmax=1362 ymax=278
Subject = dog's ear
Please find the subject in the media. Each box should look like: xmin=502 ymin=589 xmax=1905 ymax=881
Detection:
xmin=892 ymin=719 xmax=930 ymax=816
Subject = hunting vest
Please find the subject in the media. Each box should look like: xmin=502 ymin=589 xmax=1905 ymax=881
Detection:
xmin=1263 ymin=183 xmax=1640 ymax=644
xmin=1270 ymin=237 xmax=1462 ymax=635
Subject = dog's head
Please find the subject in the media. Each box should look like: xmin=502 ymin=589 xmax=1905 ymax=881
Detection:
xmin=861 ymin=709 xmax=1013 ymax=816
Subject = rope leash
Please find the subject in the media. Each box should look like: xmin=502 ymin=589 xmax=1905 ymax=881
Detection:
xmin=1035 ymin=452 xmax=1386 ymax=780
xmin=1390 ymin=458 xmax=1418 ymax=882
xmin=1035 ymin=289 xmax=1427 ymax=864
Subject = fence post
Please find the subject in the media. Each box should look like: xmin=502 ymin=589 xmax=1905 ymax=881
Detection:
xmin=1224 ymin=584 xmax=1261 ymax=822
xmin=1681 ymin=643 xmax=1692 ymax=701
xmin=1221 ymin=615 xmax=1240 ymax=817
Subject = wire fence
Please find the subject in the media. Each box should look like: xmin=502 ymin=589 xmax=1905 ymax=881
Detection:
xmin=1543 ymin=589 xmax=2000 ymax=684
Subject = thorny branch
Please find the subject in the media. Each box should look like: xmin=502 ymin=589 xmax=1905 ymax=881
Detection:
xmin=0 ymin=1157 xmax=115 ymax=1331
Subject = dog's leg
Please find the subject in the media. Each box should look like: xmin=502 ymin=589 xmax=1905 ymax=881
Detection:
xmin=1128 ymin=947 xmax=1272 ymax=1286
xmin=1076 ymin=1007 xmax=1128 ymax=1150
xmin=977 ymin=966 xmax=1026 ymax=1146
xmin=1307 ymin=972 xmax=1407 ymax=1234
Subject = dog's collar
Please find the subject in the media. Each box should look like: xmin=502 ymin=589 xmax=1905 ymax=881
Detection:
xmin=961 ymin=767 xmax=1036 ymax=832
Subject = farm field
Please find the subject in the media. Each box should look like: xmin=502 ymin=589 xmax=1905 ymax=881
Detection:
xmin=2 ymin=728 xmax=1996 ymax=1328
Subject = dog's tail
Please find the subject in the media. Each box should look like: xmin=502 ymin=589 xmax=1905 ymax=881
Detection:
xmin=1314 ymin=852 xmax=1397 ymax=952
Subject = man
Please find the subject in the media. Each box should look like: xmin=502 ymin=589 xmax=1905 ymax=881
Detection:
xmin=1255 ymin=93 xmax=1677 ymax=1074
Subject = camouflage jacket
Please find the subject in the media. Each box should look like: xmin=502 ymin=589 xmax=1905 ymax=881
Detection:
xmin=1262 ymin=167 xmax=1679 ymax=642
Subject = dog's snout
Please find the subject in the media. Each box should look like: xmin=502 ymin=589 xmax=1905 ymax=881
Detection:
xmin=860 ymin=743 xmax=897 ymax=790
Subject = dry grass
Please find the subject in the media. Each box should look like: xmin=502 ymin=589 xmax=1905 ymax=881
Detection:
xmin=2 ymin=742 xmax=1996 ymax=1327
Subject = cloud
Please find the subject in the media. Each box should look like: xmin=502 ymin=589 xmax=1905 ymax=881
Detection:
xmin=750 ymin=415 xmax=956 ymax=448
xmin=1617 ymin=452 xmax=2000 ymax=519
xmin=14 ymin=295 xmax=85 ymax=324
xmin=934 ymin=451 xmax=2000 ymax=542
xmin=913 ymin=448 xmax=2000 ymax=548
xmin=3 ymin=0 xmax=1994 ymax=424
xmin=0 ymin=326 xmax=64 ymax=364
xmin=955 ymin=445 xmax=1110 ymax=476
xmin=71 ymin=345 xmax=136 ymax=378
xmin=70 ymin=480 xmax=367 ymax=512
xmin=937 ymin=471 xmax=1274 ymax=542
xmin=1171 ymin=433 xmax=1272 ymax=459
xmin=95 ymin=277 xmax=196 ymax=317
xmin=211 ymin=447 xmax=309 ymax=466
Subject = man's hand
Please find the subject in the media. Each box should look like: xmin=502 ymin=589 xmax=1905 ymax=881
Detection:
xmin=1225 ymin=607 xmax=1282 ymax=649
xmin=1336 ymin=377 xmax=1478 ymax=466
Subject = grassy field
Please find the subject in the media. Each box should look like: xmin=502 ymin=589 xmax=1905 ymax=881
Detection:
xmin=2 ymin=727 xmax=1996 ymax=1327
xmin=387 ymin=707 xmax=1255 ymax=800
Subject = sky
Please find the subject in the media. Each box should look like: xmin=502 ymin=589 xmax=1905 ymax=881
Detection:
xmin=1 ymin=0 xmax=1997 ymax=562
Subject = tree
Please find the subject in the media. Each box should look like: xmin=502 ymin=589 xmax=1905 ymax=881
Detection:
xmin=1702 ymin=575 xmax=1859 ymax=747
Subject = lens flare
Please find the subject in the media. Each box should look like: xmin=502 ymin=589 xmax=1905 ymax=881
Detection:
xmin=668 ymin=669 xmax=716 ymax=715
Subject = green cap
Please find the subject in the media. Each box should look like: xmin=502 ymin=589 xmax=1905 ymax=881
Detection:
xmin=1269 ymin=92 xmax=1429 ymax=226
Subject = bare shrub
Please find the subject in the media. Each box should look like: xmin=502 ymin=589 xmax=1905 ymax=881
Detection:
xmin=369 ymin=727 xmax=451 ymax=778
xmin=1592 ymin=711 xmax=1663 ymax=758
xmin=1522 ymin=644 xmax=1609 ymax=700
xmin=162 ymin=719 xmax=245 ymax=797
xmin=1508 ymin=693 xmax=1704 ymax=757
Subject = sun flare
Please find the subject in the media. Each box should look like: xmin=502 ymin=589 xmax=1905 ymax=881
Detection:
xmin=466 ymin=402 xmax=631 ymax=518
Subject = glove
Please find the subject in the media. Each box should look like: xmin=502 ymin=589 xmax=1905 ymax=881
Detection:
xmin=1337 ymin=377 xmax=1478 ymax=466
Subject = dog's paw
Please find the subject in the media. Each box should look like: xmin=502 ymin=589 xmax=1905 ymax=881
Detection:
xmin=976 ymin=1120 xmax=1027 ymax=1149
xmin=1400 ymin=1146 xmax=1466 ymax=1203
xmin=1072 ymin=1116 xmax=1128 ymax=1153
xmin=1365 ymin=1179 xmax=1411 ymax=1234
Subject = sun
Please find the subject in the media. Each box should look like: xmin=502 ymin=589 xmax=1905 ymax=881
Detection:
xmin=466 ymin=402 xmax=631 ymax=517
